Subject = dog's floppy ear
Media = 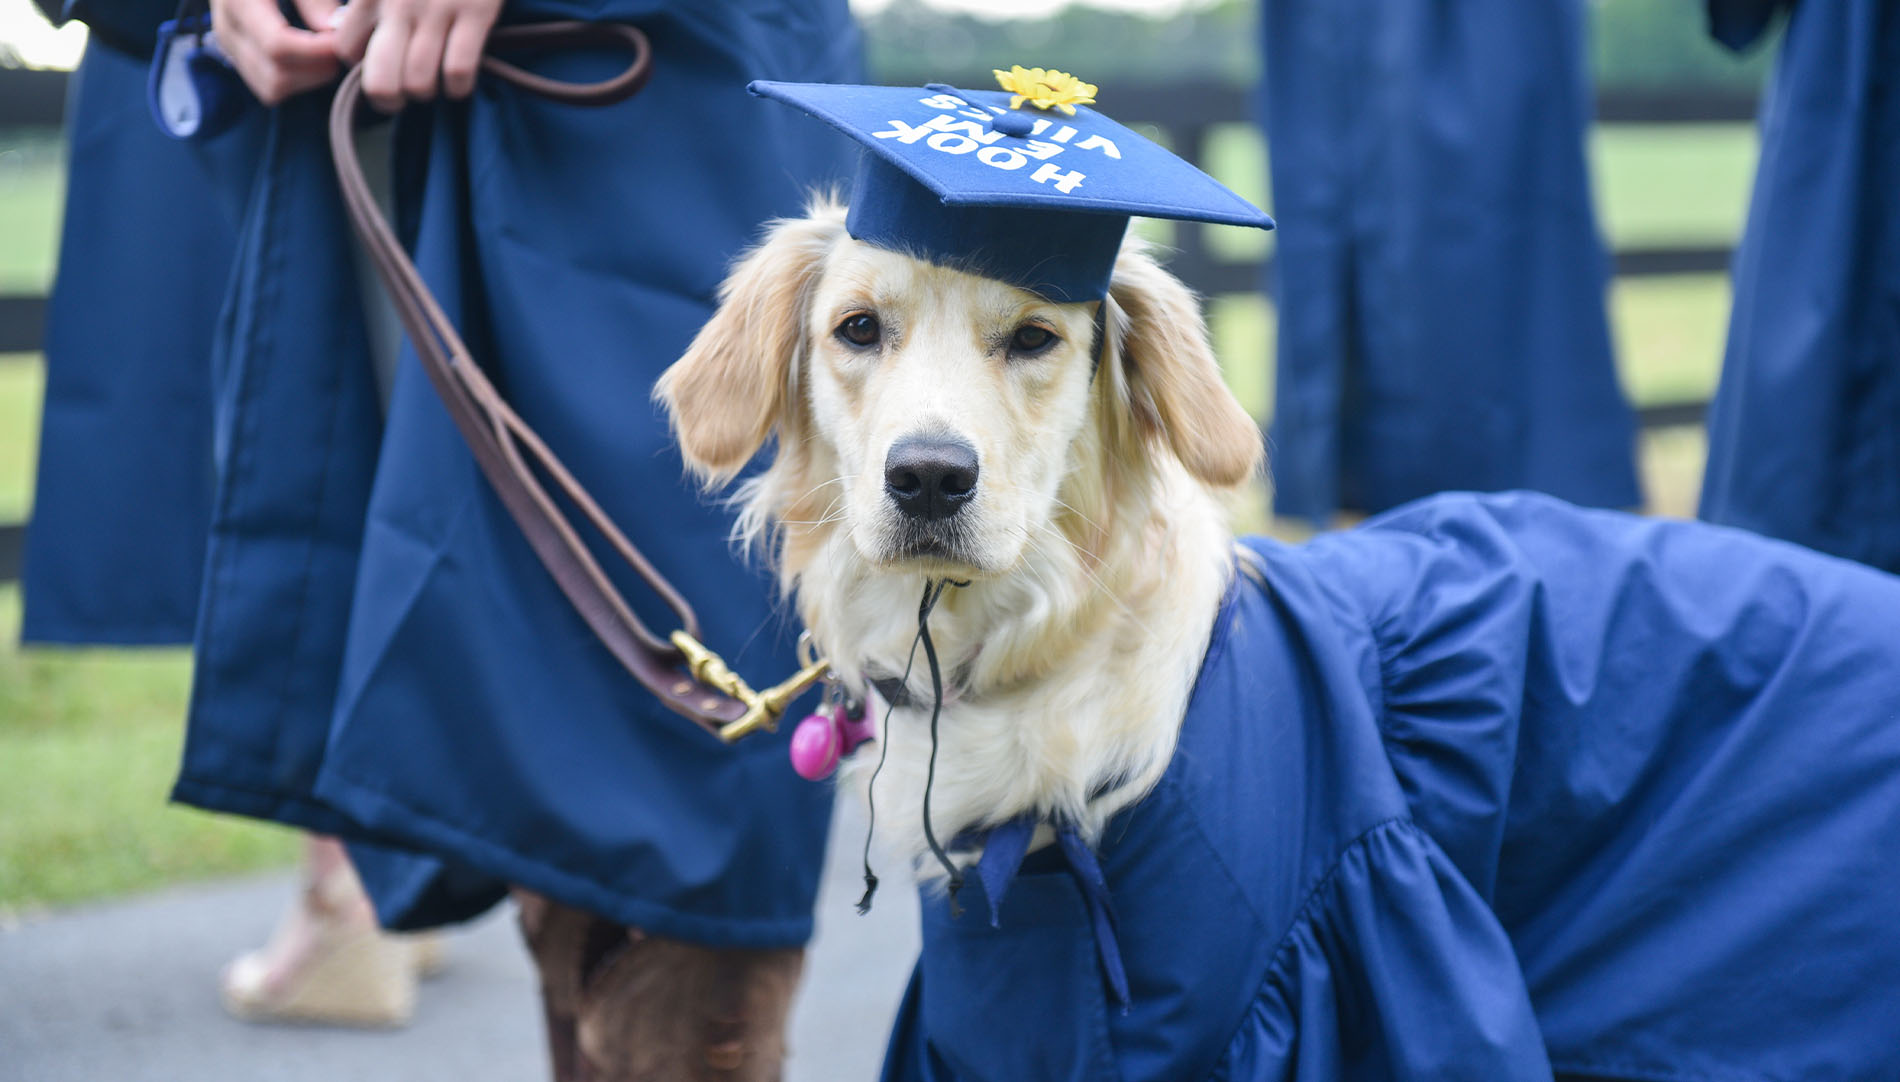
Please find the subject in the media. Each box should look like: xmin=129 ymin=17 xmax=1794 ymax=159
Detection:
xmin=1106 ymin=245 xmax=1264 ymax=487
xmin=656 ymin=206 xmax=844 ymax=482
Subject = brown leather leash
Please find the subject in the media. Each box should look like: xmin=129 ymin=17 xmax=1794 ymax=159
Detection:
xmin=327 ymin=22 xmax=827 ymax=743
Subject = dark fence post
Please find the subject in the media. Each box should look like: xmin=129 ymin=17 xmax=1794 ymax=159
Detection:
xmin=0 ymin=66 xmax=69 ymax=127
xmin=0 ymin=523 xmax=21 ymax=586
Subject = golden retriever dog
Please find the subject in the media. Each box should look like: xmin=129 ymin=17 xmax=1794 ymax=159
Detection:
xmin=656 ymin=196 xmax=1257 ymax=869
xmin=655 ymin=194 xmax=1900 ymax=1082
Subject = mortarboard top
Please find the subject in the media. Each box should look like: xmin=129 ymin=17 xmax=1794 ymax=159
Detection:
xmin=749 ymin=68 xmax=1274 ymax=303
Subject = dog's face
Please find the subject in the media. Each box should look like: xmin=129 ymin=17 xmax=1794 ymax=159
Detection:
xmin=657 ymin=199 xmax=1261 ymax=587
xmin=799 ymin=242 xmax=1101 ymax=576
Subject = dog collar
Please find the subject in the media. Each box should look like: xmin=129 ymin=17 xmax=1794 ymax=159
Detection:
xmin=865 ymin=657 xmax=975 ymax=710
xmin=868 ymin=674 xmax=914 ymax=709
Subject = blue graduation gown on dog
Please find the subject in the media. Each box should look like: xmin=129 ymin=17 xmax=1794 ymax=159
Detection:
xmin=1698 ymin=0 xmax=1900 ymax=573
xmin=1258 ymin=0 xmax=1641 ymax=521
xmin=20 ymin=39 xmax=254 ymax=645
xmin=883 ymin=492 xmax=1900 ymax=1081
xmin=169 ymin=2 xmax=864 ymax=939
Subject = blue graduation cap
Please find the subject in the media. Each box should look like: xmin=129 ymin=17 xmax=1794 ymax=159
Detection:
xmin=750 ymin=69 xmax=1274 ymax=302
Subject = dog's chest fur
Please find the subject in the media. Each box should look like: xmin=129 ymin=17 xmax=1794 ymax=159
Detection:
xmin=804 ymin=462 xmax=1236 ymax=868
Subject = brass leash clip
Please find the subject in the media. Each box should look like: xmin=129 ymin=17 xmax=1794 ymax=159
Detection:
xmin=671 ymin=630 xmax=831 ymax=743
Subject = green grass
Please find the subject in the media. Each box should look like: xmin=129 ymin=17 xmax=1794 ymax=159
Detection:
xmin=1209 ymin=292 xmax=1275 ymax=422
xmin=1 ymin=354 xmax=42 ymax=520
xmin=1639 ymin=425 xmax=1708 ymax=521
xmin=0 ymin=154 xmax=297 ymax=911
xmin=0 ymin=586 xmax=299 ymax=917
xmin=0 ymin=130 xmax=64 ymax=291
xmin=1202 ymin=123 xmax=1275 ymax=265
xmin=0 ymin=140 xmax=299 ymax=918
xmin=1610 ymin=273 xmax=1731 ymax=406
xmin=1593 ymin=124 xmax=1757 ymax=247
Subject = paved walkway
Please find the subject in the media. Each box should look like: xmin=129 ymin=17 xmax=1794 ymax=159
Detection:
xmin=0 ymin=800 xmax=920 ymax=1082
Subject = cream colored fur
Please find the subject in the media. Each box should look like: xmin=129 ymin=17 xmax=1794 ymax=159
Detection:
xmin=656 ymin=198 xmax=1263 ymax=872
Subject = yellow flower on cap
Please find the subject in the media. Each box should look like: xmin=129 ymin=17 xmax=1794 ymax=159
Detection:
xmin=993 ymin=66 xmax=1099 ymax=116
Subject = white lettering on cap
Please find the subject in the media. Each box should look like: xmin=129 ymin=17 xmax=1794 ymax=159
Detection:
xmin=977 ymin=146 xmax=1028 ymax=170
xmin=874 ymin=118 xmax=934 ymax=145
xmin=874 ymin=103 xmax=1098 ymax=186
xmin=875 ymin=112 xmax=1005 ymax=147
xmin=927 ymin=131 xmax=980 ymax=154
xmin=1030 ymin=163 xmax=1086 ymax=193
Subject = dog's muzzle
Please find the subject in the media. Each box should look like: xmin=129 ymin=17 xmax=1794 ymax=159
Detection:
xmin=884 ymin=436 xmax=979 ymax=521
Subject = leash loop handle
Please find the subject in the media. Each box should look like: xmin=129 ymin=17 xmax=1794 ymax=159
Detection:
xmin=329 ymin=22 xmax=815 ymax=740
xmin=474 ymin=21 xmax=653 ymax=105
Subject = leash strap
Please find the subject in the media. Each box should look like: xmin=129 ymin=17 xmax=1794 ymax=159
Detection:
xmin=328 ymin=23 xmax=825 ymax=741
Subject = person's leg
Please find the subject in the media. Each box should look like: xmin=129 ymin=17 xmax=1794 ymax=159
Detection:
xmin=513 ymin=891 xmax=805 ymax=1082
xmin=221 ymin=835 xmax=423 ymax=1026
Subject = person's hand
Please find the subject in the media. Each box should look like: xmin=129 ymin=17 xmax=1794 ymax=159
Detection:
xmin=210 ymin=0 xmax=342 ymax=105
xmin=332 ymin=0 xmax=505 ymax=114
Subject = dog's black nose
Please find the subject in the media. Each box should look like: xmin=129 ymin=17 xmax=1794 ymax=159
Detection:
xmin=884 ymin=437 xmax=979 ymax=521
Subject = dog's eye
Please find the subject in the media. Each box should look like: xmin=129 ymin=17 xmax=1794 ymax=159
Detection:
xmin=1009 ymin=324 xmax=1057 ymax=355
xmin=836 ymin=313 xmax=881 ymax=348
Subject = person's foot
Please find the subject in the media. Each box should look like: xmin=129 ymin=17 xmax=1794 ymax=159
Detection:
xmin=220 ymin=850 xmax=422 ymax=1027
xmin=411 ymin=930 xmax=449 ymax=980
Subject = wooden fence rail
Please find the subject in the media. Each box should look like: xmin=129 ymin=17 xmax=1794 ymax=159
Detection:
xmin=0 ymin=68 xmax=1755 ymax=584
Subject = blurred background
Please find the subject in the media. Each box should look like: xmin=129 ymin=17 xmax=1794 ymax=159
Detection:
xmin=0 ymin=0 xmax=1770 ymax=993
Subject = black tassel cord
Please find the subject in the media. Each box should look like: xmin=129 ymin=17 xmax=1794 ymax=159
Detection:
xmin=857 ymin=578 xmax=964 ymax=915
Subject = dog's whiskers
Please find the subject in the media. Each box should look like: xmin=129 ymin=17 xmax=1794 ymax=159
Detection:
xmin=1048 ymin=494 xmax=1108 ymax=536
xmin=1019 ymin=525 xmax=1151 ymax=635
xmin=778 ymin=494 xmax=852 ymax=528
xmin=790 ymin=472 xmax=856 ymax=505
xmin=778 ymin=514 xmax=850 ymax=527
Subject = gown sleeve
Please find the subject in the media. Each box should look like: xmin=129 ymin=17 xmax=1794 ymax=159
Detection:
xmin=1213 ymin=820 xmax=1551 ymax=1082
xmin=1304 ymin=491 xmax=1900 ymax=1081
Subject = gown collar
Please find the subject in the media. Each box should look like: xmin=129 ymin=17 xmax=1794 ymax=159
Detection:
xmin=970 ymin=814 xmax=1131 ymax=1009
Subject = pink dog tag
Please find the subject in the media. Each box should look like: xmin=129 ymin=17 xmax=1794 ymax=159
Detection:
xmin=789 ymin=700 xmax=877 ymax=780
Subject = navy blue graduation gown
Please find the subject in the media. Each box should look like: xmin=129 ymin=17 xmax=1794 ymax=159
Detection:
xmin=1258 ymin=0 xmax=1641 ymax=521
xmin=20 ymin=39 xmax=252 ymax=645
xmin=170 ymin=2 xmax=864 ymax=939
xmin=884 ymin=492 xmax=1900 ymax=1081
xmin=1698 ymin=0 xmax=1900 ymax=573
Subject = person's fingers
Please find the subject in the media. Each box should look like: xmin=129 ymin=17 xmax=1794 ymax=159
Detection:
xmin=217 ymin=36 xmax=273 ymax=104
xmin=218 ymin=17 xmax=339 ymax=102
xmin=212 ymin=0 xmax=334 ymax=103
xmin=400 ymin=9 xmax=451 ymax=101
xmin=208 ymin=0 xmax=269 ymax=45
xmin=439 ymin=14 xmax=487 ymax=99
xmin=287 ymin=0 xmax=340 ymax=33
xmin=255 ymin=22 xmax=340 ymax=69
xmin=321 ymin=0 xmax=502 ymax=107
xmin=229 ymin=56 xmax=337 ymax=105
xmin=220 ymin=0 xmax=336 ymax=93
xmin=360 ymin=14 xmax=412 ymax=112
xmin=331 ymin=0 xmax=379 ymax=64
